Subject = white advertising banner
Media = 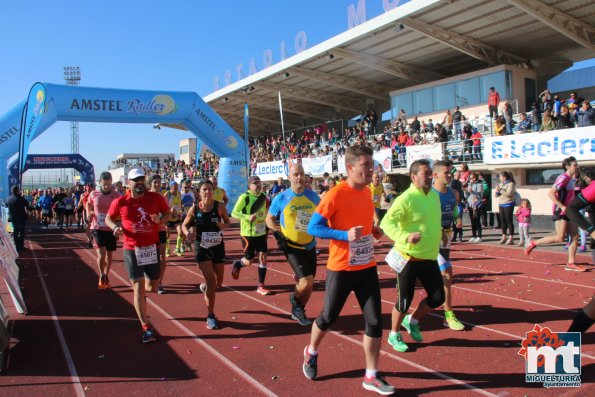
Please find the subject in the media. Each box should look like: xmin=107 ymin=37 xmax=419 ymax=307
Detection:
xmin=302 ymin=154 xmax=333 ymax=176
xmin=337 ymin=155 xmax=346 ymax=174
xmin=484 ymin=127 xmax=595 ymax=164
xmin=373 ymin=148 xmax=393 ymax=172
xmin=253 ymin=160 xmax=289 ymax=181
xmin=406 ymin=143 xmax=443 ymax=168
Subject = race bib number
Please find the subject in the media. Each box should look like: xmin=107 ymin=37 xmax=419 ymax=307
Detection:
xmin=97 ymin=213 xmax=107 ymax=227
xmin=200 ymin=231 xmax=222 ymax=249
xmin=385 ymin=247 xmax=410 ymax=273
xmin=348 ymin=235 xmax=374 ymax=266
xmin=373 ymin=194 xmax=380 ymax=203
xmin=65 ymin=204 xmax=73 ymax=210
xmin=254 ymin=223 xmax=266 ymax=235
xmin=441 ymin=228 xmax=453 ymax=249
xmin=296 ymin=210 xmax=312 ymax=233
xmin=42 ymin=209 xmax=50 ymax=215
xmin=134 ymin=244 xmax=158 ymax=266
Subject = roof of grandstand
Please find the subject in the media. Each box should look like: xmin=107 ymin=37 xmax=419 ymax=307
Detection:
xmin=197 ymin=0 xmax=594 ymax=136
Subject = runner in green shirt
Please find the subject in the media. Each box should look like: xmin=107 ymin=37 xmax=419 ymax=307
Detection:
xmin=380 ymin=159 xmax=445 ymax=352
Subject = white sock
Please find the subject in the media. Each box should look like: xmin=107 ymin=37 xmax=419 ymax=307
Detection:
xmin=365 ymin=369 xmax=377 ymax=379
xmin=408 ymin=316 xmax=419 ymax=325
xmin=307 ymin=346 xmax=317 ymax=355
xmin=389 ymin=331 xmax=397 ymax=337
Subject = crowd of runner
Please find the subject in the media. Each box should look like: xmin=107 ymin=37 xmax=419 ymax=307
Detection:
xmin=10 ymin=140 xmax=594 ymax=395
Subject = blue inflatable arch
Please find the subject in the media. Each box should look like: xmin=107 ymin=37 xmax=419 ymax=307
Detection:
xmin=8 ymin=153 xmax=95 ymax=188
xmin=0 ymin=83 xmax=248 ymax=209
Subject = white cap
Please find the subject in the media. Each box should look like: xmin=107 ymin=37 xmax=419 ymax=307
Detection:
xmin=127 ymin=167 xmax=145 ymax=180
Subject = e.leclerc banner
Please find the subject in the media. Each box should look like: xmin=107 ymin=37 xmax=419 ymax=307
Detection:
xmin=19 ymin=83 xmax=46 ymax=182
xmin=484 ymin=127 xmax=595 ymax=164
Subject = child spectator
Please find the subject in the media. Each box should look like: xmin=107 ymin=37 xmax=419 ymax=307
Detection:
xmin=515 ymin=199 xmax=532 ymax=247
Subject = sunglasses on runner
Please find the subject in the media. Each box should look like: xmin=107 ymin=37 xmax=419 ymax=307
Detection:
xmin=131 ymin=177 xmax=146 ymax=183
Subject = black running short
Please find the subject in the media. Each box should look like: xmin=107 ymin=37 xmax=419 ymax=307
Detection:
xmin=158 ymin=231 xmax=167 ymax=244
xmin=395 ymin=259 xmax=445 ymax=313
xmin=284 ymin=245 xmax=317 ymax=279
xmin=92 ymin=229 xmax=117 ymax=251
xmin=166 ymin=220 xmax=182 ymax=228
xmin=123 ymin=248 xmax=161 ymax=281
xmin=315 ymin=266 xmax=382 ymax=338
xmin=241 ymin=235 xmax=267 ymax=260
xmin=194 ymin=242 xmax=225 ymax=264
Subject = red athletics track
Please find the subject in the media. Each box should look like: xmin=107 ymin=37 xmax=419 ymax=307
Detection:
xmin=0 ymin=224 xmax=593 ymax=397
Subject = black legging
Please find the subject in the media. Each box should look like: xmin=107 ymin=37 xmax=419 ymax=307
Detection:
xmin=468 ymin=207 xmax=483 ymax=238
xmin=499 ymin=205 xmax=515 ymax=236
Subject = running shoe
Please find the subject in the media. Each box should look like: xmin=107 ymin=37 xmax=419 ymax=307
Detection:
xmin=231 ymin=260 xmax=242 ymax=280
xmin=257 ymin=284 xmax=272 ymax=296
xmin=578 ymin=245 xmax=587 ymax=253
xmin=387 ymin=332 xmax=408 ymax=352
xmin=141 ymin=327 xmax=156 ymax=343
xmin=302 ymin=346 xmax=318 ymax=380
xmin=475 ymin=238 xmax=482 ymax=243
xmin=362 ymin=375 xmax=396 ymax=396
xmin=165 ymin=248 xmax=171 ymax=257
xmin=524 ymin=241 xmax=536 ymax=256
xmin=468 ymin=237 xmax=477 ymax=243
xmin=174 ymin=248 xmax=183 ymax=257
xmin=98 ymin=275 xmax=107 ymax=290
xmin=180 ymin=245 xmax=185 ymax=254
xmin=157 ymin=284 xmax=166 ymax=294
xmin=199 ymin=283 xmax=207 ymax=294
xmin=206 ymin=315 xmax=219 ymax=330
xmin=290 ymin=294 xmax=312 ymax=326
xmin=565 ymin=263 xmax=587 ymax=272
xmin=444 ymin=311 xmax=465 ymax=331
xmin=402 ymin=314 xmax=423 ymax=342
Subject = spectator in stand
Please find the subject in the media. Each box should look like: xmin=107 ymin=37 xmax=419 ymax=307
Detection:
xmin=556 ymin=105 xmax=574 ymax=130
xmin=540 ymin=110 xmax=556 ymax=132
xmin=517 ymin=113 xmax=532 ymax=133
xmin=567 ymin=92 xmax=579 ymax=108
xmin=503 ymin=102 xmax=514 ymax=134
xmin=426 ymin=118 xmax=434 ymax=132
xmin=452 ymin=106 xmax=463 ymax=140
xmin=488 ymin=87 xmax=500 ymax=119
xmin=410 ymin=115 xmax=421 ymax=133
xmin=471 ymin=128 xmax=483 ymax=160
xmin=442 ymin=109 xmax=453 ymax=132
xmin=495 ymin=116 xmax=506 ymax=136
xmin=459 ymin=163 xmax=470 ymax=188
xmin=553 ymin=94 xmax=562 ymax=117
xmin=577 ymin=100 xmax=595 ymax=127
xmin=435 ymin=123 xmax=449 ymax=158
xmin=531 ymin=103 xmax=542 ymax=132
xmin=370 ymin=109 xmax=379 ymax=134
xmin=462 ymin=122 xmax=473 ymax=161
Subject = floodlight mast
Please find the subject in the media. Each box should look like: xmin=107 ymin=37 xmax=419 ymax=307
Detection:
xmin=64 ymin=66 xmax=81 ymax=183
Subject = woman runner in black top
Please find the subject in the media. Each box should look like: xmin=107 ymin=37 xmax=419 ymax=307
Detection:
xmin=182 ymin=180 xmax=230 ymax=330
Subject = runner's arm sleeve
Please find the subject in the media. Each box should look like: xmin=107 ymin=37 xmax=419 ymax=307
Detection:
xmin=231 ymin=194 xmax=248 ymax=221
xmin=307 ymin=212 xmax=348 ymax=241
xmin=379 ymin=195 xmax=409 ymax=245
xmin=566 ymin=195 xmax=595 ymax=233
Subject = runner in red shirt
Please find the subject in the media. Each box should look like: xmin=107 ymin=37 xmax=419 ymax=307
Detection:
xmin=106 ymin=168 xmax=172 ymax=343
xmin=86 ymin=171 xmax=121 ymax=289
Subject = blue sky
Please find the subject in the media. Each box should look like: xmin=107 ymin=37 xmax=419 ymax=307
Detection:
xmin=0 ymin=0 xmax=395 ymax=179
xmin=1 ymin=1 xmax=593 ymax=182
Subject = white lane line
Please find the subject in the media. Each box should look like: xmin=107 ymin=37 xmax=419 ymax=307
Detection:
xmin=252 ymin=264 xmax=595 ymax=362
xmin=30 ymin=244 xmax=86 ymax=397
xmin=70 ymin=238 xmax=277 ymax=397
xmin=171 ymin=263 xmax=497 ymax=396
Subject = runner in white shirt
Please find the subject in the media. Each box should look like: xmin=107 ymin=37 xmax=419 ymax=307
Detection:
xmin=86 ymin=171 xmax=122 ymax=289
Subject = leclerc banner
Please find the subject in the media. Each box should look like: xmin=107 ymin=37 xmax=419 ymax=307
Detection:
xmin=18 ymin=83 xmax=46 ymax=182
xmin=253 ymin=160 xmax=289 ymax=181
xmin=406 ymin=143 xmax=444 ymax=168
xmin=302 ymin=154 xmax=333 ymax=176
xmin=484 ymin=127 xmax=595 ymax=164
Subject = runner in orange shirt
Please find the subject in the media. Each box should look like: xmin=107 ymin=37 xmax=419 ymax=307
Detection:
xmin=301 ymin=145 xmax=394 ymax=395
